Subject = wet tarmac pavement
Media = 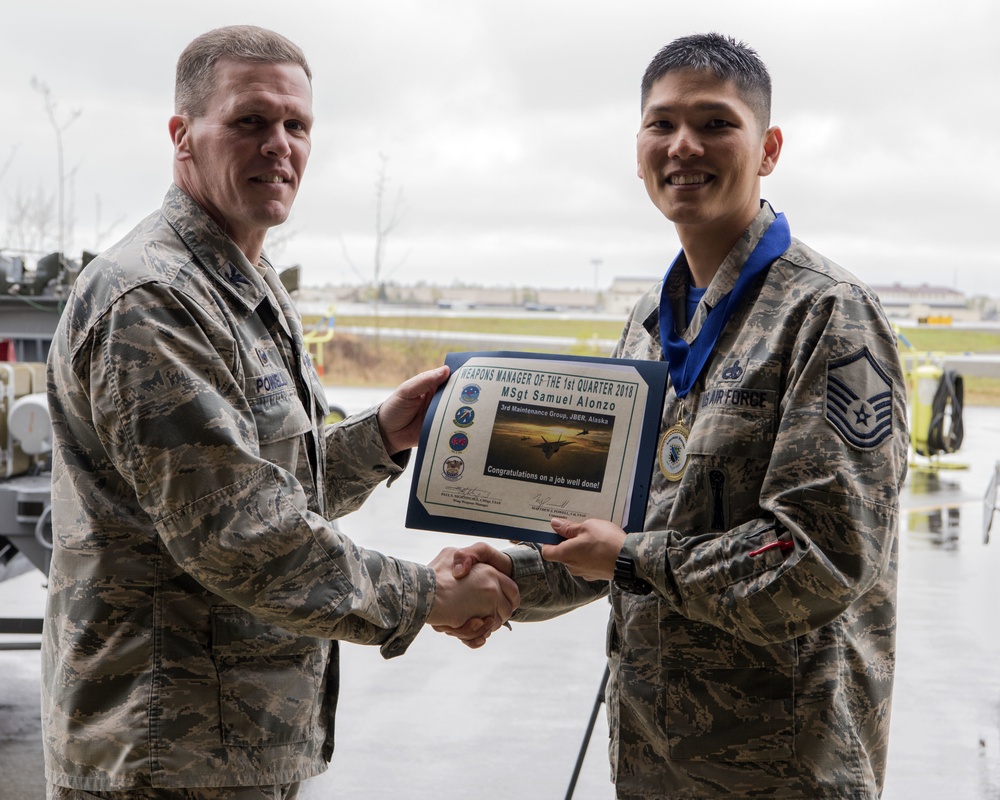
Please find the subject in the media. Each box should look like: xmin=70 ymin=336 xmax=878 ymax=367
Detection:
xmin=3 ymin=396 xmax=999 ymax=799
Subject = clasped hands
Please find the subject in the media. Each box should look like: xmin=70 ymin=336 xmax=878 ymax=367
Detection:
xmin=426 ymin=517 xmax=627 ymax=648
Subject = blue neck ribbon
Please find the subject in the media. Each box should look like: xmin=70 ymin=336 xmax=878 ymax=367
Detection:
xmin=659 ymin=212 xmax=790 ymax=398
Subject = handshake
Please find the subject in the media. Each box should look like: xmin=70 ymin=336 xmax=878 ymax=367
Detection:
xmin=421 ymin=517 xmax=629 ymax=648
xmin=424 ymin=542 xmax=516 ymax=649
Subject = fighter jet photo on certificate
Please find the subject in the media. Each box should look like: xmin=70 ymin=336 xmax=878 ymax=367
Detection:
xmin=533 ymin=434 xmax=575 ymax=459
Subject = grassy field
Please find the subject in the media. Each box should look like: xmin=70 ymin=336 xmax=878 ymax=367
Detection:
xmin=896 ymin=327 xmax=1000 ymax=353
xmin=896 ymin=326 xmax=1000 ymax=405
xmin=331 ymin=313 xmax=626 ymax=341
xmin=305 ymin=314 xmax=1000 ymax=406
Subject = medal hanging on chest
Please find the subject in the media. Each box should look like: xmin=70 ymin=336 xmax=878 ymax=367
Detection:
xmin=658 ymin=406 xmax=690 ymax=482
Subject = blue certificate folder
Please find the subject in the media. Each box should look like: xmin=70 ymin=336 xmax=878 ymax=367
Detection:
xmin=406 ymin=351 xmax=667 ymax=545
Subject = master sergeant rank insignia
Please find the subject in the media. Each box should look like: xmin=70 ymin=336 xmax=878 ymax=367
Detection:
xmin=826 ymin=347 xmax=893 ymax=450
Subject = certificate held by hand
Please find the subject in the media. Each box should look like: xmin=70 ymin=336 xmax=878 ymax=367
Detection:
xmin=406 ymin=351 xmax=667 ymax=545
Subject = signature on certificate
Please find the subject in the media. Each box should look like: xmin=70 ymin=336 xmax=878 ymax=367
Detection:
xmin=530 ymin=494 xmax=572 ymax=514
xmin=440 ymin=485 xmax=502 ymax=508
xmin=447 ymin=486 xmax=493 ymax=500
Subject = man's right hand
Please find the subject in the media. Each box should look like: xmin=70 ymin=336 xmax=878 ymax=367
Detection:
xmin=426 ymin=546 xmax=519 ymax=649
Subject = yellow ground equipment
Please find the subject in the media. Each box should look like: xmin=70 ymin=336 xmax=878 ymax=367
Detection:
xmin=896 ymin=325 xmax=967 ymax=472
xmin=911 ymin=363 xmax=965 ymax=458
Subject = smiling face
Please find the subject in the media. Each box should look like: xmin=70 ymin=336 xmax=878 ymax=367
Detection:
xmin=637 ymin=68 xmax=781 ymax=248
xmin=170 ymin=57 xmax=313 ymax=262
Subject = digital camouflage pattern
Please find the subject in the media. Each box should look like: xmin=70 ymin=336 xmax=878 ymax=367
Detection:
xmin=509 ymin=203 xmax=909 ymax=799
xmin=43 ymin=185 xmax=436 ymax=791
xmin=48 ymin=783 xmax=300 ymax=799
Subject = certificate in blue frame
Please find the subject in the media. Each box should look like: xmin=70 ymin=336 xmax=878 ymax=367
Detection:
xmin=406 ymin=351 xmax=667 ymax=545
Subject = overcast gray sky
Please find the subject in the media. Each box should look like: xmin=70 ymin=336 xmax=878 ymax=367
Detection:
xmin=2 ymin=0 xmax=997 ymax=295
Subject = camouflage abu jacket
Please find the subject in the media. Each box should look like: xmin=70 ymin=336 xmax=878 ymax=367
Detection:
xmin=509 ymin=203 xmax=909 ymax=799
xmin=42 ymin=185 xmax=436 ymax=791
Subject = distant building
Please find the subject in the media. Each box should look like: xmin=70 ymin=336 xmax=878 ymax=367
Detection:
xmin=295 ymin=276 xmax=981 ymax=324
xmin=871 ymin=283 xmax=973 ymax=321
xmin=403 ymin=284 xmax=522 ymax=308
xmin=607 ymin=276 xmax=658 ymax=316
xmin=609 ymin=278 xmax=977 ymax=323
xmin=534 ymin=288 xmax=600 ymax=310
xmin=381 ymin=283 xmax=599 ymax=310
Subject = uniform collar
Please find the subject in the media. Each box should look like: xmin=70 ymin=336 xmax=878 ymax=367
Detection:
xmin=642 ymin=201 xmax=778 ymax=340
xmin=161 ymin=184 xmax=267 ymax=313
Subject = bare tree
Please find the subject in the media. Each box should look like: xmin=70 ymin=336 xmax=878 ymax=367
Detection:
xmin=31 ymin=78 xmax=81 ymax=257
xmin=92 ymin=194 xmax=128 ymax=251
xmin=3 ymin=186 xmax=56 ymax=255
xmin=339 ymin=153 xmax=410 ymax=350
xmin=371 ymin=152 xmax=408 ymax=300
xmin=263 ymin=212 xmax=298 ymax=263
xmin=0 ymin=145 xmax=17 ymax=184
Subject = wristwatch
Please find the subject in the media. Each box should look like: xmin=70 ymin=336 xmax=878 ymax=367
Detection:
xmin=613 ymin=551 xmax=653 ymax=595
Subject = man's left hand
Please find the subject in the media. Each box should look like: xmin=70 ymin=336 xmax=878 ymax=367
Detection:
xmin=377 ymin=365 xmax=450 ymax=455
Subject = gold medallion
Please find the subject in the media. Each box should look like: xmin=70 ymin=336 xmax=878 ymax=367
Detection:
xmin=658 ymin=421 xmax=690 ymax=481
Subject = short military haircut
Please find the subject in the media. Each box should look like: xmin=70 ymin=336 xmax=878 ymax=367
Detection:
xmin=175 ymin=25 xmax=312 ymax=116
xmin=640 ymin=33 xmax=771 ymax=131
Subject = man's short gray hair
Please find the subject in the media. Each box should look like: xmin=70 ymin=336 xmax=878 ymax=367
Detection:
xmin=175 ymin=25 xmax=312 ymax=116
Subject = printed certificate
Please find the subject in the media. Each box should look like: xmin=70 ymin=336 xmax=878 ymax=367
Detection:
xmin=406 ymin=351 xmax=667 ymax=545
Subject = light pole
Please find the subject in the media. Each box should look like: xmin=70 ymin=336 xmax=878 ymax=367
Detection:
xmin=591 ymin=258 xmax=603 ymax=310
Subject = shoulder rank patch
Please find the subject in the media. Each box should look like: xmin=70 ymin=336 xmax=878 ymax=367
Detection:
xmin=826 ymin=347 xmax=893 ymax=449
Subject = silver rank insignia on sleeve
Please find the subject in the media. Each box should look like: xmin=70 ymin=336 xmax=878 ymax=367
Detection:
xmin=826 ymin=347 xmax=893 ymax=450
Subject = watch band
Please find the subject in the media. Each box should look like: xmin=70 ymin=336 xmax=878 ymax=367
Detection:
xmin=614 ymin=552 xmax=653 ymax=595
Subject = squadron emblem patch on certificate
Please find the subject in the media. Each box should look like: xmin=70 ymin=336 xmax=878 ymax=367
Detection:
xmin=826 ymin=347 xmax=893 ymax=450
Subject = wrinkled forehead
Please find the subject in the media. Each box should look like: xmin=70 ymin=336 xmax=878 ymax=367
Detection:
xmin=211 ymin=57 xmax=311 ymax=93
xmin=208 ymin=58 xmax=313 ymax=112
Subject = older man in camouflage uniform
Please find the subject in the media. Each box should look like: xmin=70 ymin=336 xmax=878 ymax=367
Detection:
xmin=42 ymin=26 xmax=518 ymax=800
xmin=449 ymin=33 xmax=909 ymax=798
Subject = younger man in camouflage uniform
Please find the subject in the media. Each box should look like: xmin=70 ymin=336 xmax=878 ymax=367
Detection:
xmin=42 ymin=26 xmax=518 ymax=800
xmin=449 ymin=33 xmax=909 ymax=798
